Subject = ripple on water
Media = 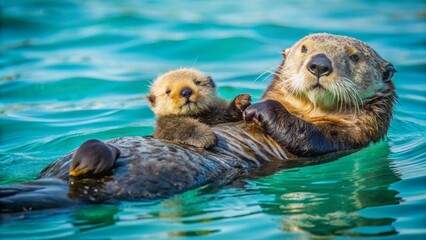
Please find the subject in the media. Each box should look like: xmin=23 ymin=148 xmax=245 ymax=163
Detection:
xmin=0 ymin=77 xmax=151 ymax=103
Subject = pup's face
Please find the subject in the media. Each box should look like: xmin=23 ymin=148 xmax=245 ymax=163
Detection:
xmin=278 ymin=33 xmax=396 ymax=112
xmin=146 ymin=68 xmax=217 ymax=116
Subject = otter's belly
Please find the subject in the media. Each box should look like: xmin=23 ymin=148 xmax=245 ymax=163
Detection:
xmin=37 ymin=122 xmax=288 ymax=201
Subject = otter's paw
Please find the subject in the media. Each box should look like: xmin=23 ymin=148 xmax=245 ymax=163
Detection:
xmin=243 ymin=100 xmax=288 ymax=130
xmin=70 ymin=139 xmax=121 ymax=177
xmin=183 ymin=128 xmax=217 ymax=149
xmin=234 ymin=94 xmax=252 ymax=112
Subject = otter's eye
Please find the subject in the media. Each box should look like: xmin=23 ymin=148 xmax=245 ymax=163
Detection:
xmin=301 ymin=45 xmax=307 ymax=53
xmin=350 ymin=54 xmax=360 ymax=62
xmin=165 ymin=90 xmax=171 ymax=95
xmin=194 ymin=80 xmax=202 ymax=85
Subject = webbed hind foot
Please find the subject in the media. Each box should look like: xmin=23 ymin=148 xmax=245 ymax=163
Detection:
xmin=70 ymin=139 xmax=121 ymax=177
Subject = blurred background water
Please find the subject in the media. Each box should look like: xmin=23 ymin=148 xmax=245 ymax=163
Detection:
xmin=1 ymin=0 xmax=425 ymax=239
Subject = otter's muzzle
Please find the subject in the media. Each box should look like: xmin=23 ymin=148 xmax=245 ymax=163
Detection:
xmin=307 ymin=54 xmax=333 ymax=77
xmin=180 ymin=87 xmax=193 ymax=98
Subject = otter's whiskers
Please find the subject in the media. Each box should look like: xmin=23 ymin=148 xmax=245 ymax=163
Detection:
xmin=329 ymin=77 xmax=363 ymax=114
xmin=279 ymin=72 xmax=306 ymax=98
xmin=255 ymin=66 xmax=279 ymax=82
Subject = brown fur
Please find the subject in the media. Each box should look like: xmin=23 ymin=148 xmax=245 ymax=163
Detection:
xmin=147 ymin=68 xmax=251 ymax=149
xmin=245 ymin=33 xmax=397 ymax=156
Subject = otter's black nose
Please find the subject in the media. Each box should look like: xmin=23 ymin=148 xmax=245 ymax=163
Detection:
xmin=307 ymin=53 xmax=333 ymax=77
xmin=180 ymin=87 xmax=193 ymax=98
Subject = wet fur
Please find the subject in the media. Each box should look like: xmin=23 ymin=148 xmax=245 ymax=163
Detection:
xmin=155 ymin=116 xmax=217 ymax=148
xmin=155 ymin=95 xmax=250 ymax=149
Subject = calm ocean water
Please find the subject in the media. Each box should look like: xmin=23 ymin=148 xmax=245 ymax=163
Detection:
xmin=1 ymin=0 xmax=425 ymax=239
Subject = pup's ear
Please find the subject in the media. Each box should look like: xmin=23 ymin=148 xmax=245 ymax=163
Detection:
xmin=146 ymin=93 xmax=156 ymax=107
xmin=282 ymin=48 xmax=289 ymax=58
xmin=280 ymin=48 xmax=289 ymax=66
xmin=206 ymin=76 xmax=216 ymax=88
xmin=383 ymin=63 xmax=397 ymax=82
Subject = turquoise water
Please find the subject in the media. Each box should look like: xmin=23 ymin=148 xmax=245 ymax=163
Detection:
xmin=1 ymin=0 xmax=425 ymax=238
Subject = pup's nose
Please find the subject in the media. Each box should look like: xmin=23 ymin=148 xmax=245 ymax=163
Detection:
xmin=180 ymin=87 xmax=193 ymax=98
xmin=307 ymin=53 xmax=333 ymax=77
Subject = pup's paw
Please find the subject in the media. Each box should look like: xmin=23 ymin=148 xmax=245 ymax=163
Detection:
xmin=184 ymin=128 xmax=217 ymax=149
xmin=234 ymin=94 xmax=252 ymax=112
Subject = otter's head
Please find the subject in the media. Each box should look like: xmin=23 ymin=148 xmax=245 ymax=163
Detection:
xmin=146 ymin=68 xmax=218 ymax=116
xmin=278 ymin=33 xmax=396 ymax=112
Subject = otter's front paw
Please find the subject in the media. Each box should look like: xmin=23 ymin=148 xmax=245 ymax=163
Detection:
xmin=70 ymin=139 xmax=121 ymax=177
xmin=234 ymin=94 xmax=252 ymax=112
xmin=184 ymin=128 xmax=218 ymax=149
xmin=243 ymin=100 xmax=287 ymax=130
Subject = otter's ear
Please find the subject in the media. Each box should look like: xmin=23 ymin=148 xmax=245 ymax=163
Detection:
xmin=146 ymin=93 xmax=156 ymax=107
xmin=206 ymin=76 xmax=216 ymax=88
xmin=383 ymin=63 xmax=397 ymax=82
xmin=282 ymin=48 xmax=290 ymax=58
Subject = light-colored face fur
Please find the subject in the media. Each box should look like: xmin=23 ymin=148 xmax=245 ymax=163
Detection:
xmin=277 ymin=33 xmax=395 ymax=113
xmin=146 ymin=68 xmax=218 ymax=117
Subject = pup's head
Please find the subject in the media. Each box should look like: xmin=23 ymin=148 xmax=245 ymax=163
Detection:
xmin=146 ymin=68 xmax=218 ymax=116
xmin=277 ymin=33 xmax=396 ymax=112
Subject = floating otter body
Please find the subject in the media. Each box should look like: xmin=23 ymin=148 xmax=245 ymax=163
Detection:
xmin=0 ymin=33 xmax=396 ymax=213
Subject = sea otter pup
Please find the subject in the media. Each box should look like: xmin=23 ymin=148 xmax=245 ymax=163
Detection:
xmin=146 ymin=68 xmax=251 ymax=149
xmin=244 ymin=33 xmax=397 ymax=156
xmin=69 ymin=68 xmax=251 ymax=177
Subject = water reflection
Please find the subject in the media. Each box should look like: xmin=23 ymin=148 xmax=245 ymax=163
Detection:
xmin=71 ymin=205 xmax=119 ymax=232
xmin=256 ymin=142 xmax=402 ymax=237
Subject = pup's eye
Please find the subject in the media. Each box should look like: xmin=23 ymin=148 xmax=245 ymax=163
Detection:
xmin=194 ymin=80 xmax=202 ymax=85
xmin=165 ymin=90 xmax=171 ymax=94
xmin=301 ymin=45 xmax=307 ymax=53
xmin=350 ymin=54 xmax=360 ymax=62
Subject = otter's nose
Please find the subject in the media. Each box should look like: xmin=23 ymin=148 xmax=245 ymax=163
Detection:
xmin=307 ymin=53 xmax=333 ymax=77
xmin=180 ymin=87 xmax=193 ymax=98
